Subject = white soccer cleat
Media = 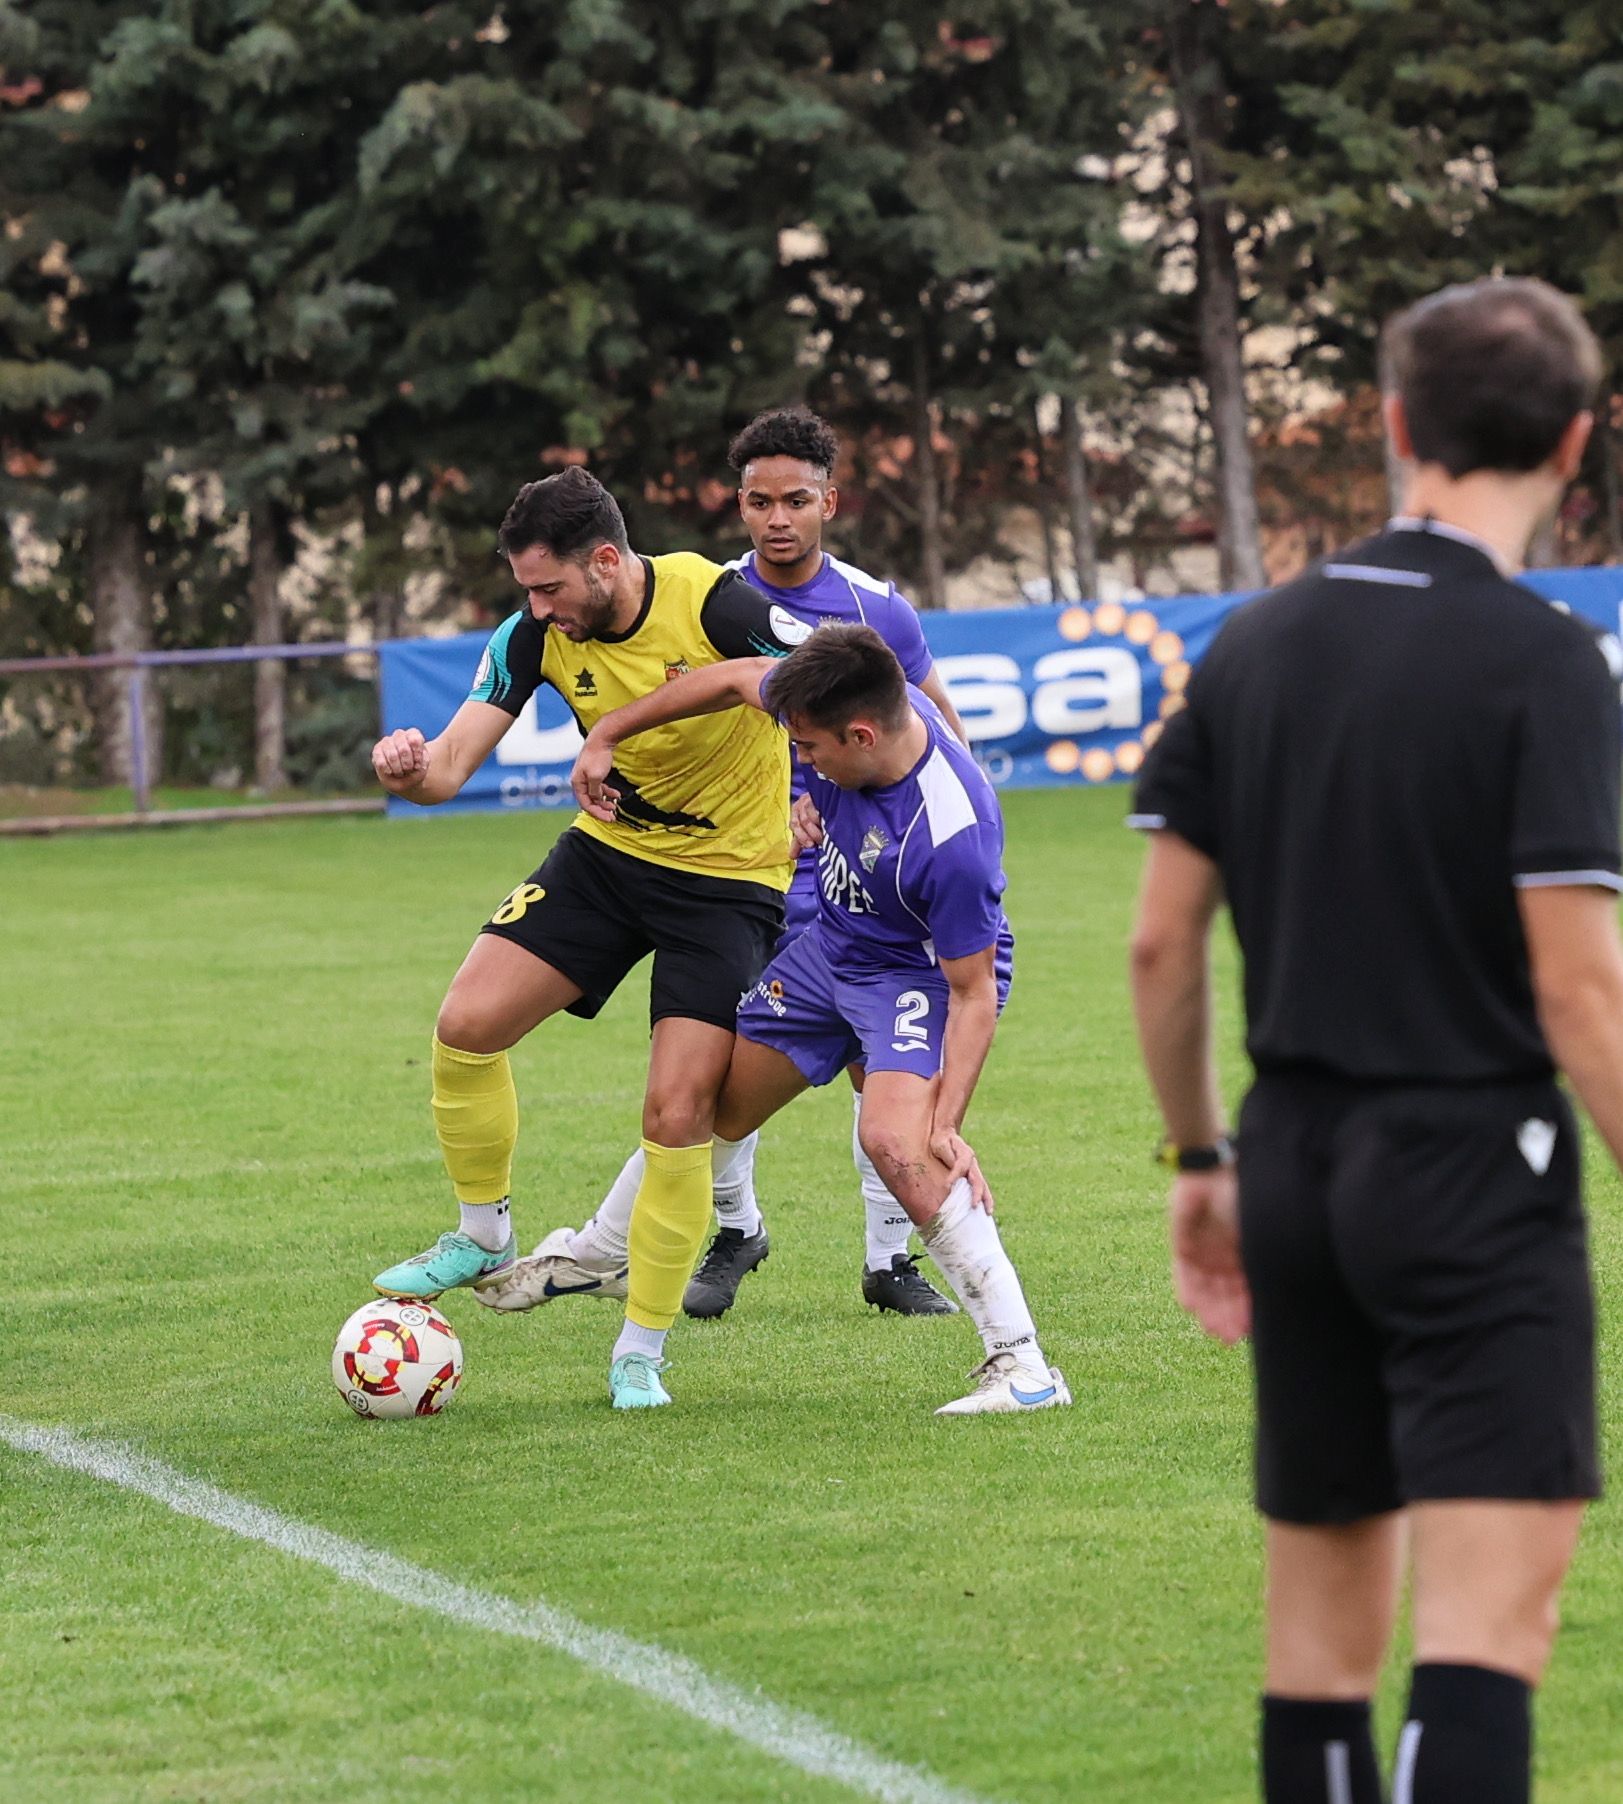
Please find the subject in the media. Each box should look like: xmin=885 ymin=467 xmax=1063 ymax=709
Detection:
xmin=934 ymin=1352 xmax=1072 ymax=1416
xmin=472 ymin=1226 xmax=629 ymax=1313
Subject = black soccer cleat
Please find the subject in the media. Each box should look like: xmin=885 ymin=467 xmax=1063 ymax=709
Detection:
xmin=682 ymin=1225 xmax=770 ymax=1320
xmin=861 ymin=1253 xmax=959 ymax=1315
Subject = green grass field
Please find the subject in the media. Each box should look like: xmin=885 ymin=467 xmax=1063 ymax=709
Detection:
xmin=4 ymin=788 xmax=1620 ymax=1803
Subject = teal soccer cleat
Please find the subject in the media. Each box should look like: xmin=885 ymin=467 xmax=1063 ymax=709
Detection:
xmin=609 ymin=1352 xmax=671 ymax=1410
xmin=373 ymin=1230 xmax=516 ymax=1301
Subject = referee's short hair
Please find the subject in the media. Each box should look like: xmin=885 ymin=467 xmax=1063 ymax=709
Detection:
xmin=499 ymin=466 xmax=629 ymax=562
xmin=1380 ymin=277 xmax=1603 ymax=478
xmin=762 ymin=623 xmax=910 ymax=733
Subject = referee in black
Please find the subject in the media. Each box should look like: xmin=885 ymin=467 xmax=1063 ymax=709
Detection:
xmin=1129 ymin=276 xmax=1622 ymax=1804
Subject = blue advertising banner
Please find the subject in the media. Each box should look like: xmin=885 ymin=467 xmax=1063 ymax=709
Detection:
xmin=376 ymin=566 xmax=1623 ymax=817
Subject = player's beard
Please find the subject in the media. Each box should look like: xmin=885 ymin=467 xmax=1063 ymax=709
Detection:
xmin=576 ymin=565 xmax=619 ymax=639
xmin=756 ymin=531 xmax=816 ymax=573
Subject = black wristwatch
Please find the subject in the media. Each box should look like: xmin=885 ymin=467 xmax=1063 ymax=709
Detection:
xmin=1155 ymin=1135 xmax=1235 ymax=1172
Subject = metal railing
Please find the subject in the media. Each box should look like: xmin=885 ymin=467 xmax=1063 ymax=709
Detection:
xmin=0 ymin=640 xmax=385 ymax=835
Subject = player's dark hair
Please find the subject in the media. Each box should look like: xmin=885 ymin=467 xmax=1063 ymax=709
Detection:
xmin=762 ymin=623 xmax=911 ymax=734
xmin=1380 ymin=278 xmax=1602 ymax=478
xmin=499 ymin=466 xmax=629 ymax=561
xmin=727 ymin=407 xmax=840 ymax=479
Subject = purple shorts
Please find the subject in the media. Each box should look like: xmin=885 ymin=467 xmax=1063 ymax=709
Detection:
xmin=737 ymin=924 xmax=1010 ymax=1089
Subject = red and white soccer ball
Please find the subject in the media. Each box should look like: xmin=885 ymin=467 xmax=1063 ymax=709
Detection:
xmin=332 ymin=1299 xmax=463 ymax=1420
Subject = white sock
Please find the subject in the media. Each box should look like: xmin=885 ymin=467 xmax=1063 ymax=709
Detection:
xmin=577 ymin=1140 xmax=763 ymax=1261
xmin=917 ymin=1180 xmax=1042 ymax=1366
xmin=612 ymin=1319 xmax=667 ymax=1362
xmin=570 ymin=1152 xmax=643 ymax=1264
xmin=458 ymin=1199 xmax=511 ymax=1253
xmin=853 ymin=1092 xmax=913 ymax=1272
xmin=712 ymin=1132 xmax=763 ymax=1236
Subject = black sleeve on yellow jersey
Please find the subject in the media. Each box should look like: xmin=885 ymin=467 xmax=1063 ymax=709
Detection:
xmin=698 ymin=568 xmax=813 ymax=661
xmin=468 ymin=608 xmax=548 ymax=716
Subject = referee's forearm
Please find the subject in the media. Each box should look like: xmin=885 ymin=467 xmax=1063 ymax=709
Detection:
xmin=1131 ymin=934 xmax=1226 ymax=1146
xmin=1538 ymin=976 xmax=1623 ymax=1171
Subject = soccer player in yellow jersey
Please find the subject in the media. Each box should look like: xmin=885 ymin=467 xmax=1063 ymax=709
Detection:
xmin=369 ymin=466 xmax=806 ymax=1408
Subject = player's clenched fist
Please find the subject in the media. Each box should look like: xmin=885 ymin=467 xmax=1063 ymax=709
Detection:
xmin=372 ymin=727 xmax=430 ymax=793
xmin=790 ymin=791 xmax=824 ymax=855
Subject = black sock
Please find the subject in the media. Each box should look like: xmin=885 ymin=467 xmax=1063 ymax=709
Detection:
xmin=1397 ymin=1663 xmax=1531 ymax=1804
xmin=1262 ymin=1695 xmax=1384 ymax=1803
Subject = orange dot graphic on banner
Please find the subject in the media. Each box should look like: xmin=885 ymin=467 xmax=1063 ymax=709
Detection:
xmin=1115 ymin=741 xmax=1145 ymax=774
xmin=1162 ymin=661 xmax=1191 ymax=693
xmin=1045 ymin=739 xmax=1081 ymax=774
xmin=1150 ymin=631 xmax=1184 ymax=665
xmin=1093 ymin=601 xmax=1126 ymax=637
xmin=1126 ymin=609 xmax=1157 ymax=645
xmin=1159 ymin=692 xmax=1188 ymax=720
xmin=1081 ymin=747 xmax=1116 ymax=783
xmin=1058 ymin=607 xmax=1092 ymax=641
xmin=1142 ymin=720 xmax=1164 ymax=749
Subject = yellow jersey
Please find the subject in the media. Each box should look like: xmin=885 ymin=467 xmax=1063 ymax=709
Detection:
xmin=470 ymin=551 xmax=803 ymax=889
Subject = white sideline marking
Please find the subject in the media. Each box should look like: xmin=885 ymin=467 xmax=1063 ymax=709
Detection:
xmin=1 ymin=1416 xmax=998 ymax=1804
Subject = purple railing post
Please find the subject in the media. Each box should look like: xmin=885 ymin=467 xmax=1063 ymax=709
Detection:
xmin=128 ymin=664 xmax=150 ymax=814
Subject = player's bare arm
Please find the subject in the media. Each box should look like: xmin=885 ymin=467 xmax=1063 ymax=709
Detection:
xmin=1520 ymin=884 xmax=1623 ymax=1168
xmin=929 ymin=945 xmax=1000 ymax=1207
xmin=570 ymin=656 xmax=777 ymax=819
xmin=1129 ymin=828 xmax=1248 ymax=1348
xmin=371 ymin=699 xmax=515 ymax=806
xmin=917 ymin=665 xmax=969 ymax=746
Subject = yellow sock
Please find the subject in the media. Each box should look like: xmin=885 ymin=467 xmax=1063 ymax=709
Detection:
xmin=431 ymin=1036 xmax=517 ymax=1205
xmin=625 ymin=1138 xmax=713 ymax=1331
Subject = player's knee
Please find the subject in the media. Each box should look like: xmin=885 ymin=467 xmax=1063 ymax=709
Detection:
xmin=858 ymin=1121 xmax=920 ymax=1182
xmin=435 ymin=993 xmax=508 ymax=1056
xmin=642 ymin=1093 xmax=716 ymax=1147
xmin=713 ymin=1097 xmax=752 ymax=1143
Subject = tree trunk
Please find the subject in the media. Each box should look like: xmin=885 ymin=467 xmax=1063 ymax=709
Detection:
xmin=1032 ymin=403 xmax=1064 ymax=603
xmin=1059 ymin=394 xmax=1101 ymax=602
xmin=1382 ymin=425 xmax=1407 ymax=522
xmin=1168 ymin=0 xmax=1265 ymax=592
xmin=363 ymin=485 xmax=404 ymax=642
xmin=249 ymin=499 xmax=288 ymax=792
xmin=88 ymin=469 xmax=159 ymax=788
xmin=1601 ymin=402 xmax=1623 ymax=563
xmin=911 ymin=331 xmax=947 ymax=610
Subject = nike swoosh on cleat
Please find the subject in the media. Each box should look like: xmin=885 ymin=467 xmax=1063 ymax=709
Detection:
xmin=1010 ymin=1384 xmax=1057 ymax=1406
xmin=542 ymin=1275 xmax=606 ymax=1297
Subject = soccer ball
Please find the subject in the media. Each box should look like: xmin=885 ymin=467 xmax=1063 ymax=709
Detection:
xmin=332 ymin=1299 xmax=463 ymax=1420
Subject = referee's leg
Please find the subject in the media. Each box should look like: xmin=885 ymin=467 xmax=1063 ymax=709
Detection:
xmin=1396 ymin=1500 xmax=1586 ymax=1804
xmin=1262 ymin=1515 xmax=1403 ymax=1804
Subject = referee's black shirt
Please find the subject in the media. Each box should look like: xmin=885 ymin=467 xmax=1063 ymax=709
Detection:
xmin=1132 ymin=520 xmax=1623 ymax=1085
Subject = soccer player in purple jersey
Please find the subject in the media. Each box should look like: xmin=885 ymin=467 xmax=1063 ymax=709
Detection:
xmin=540 ymin=623 xmax=1069 ymax=1415
xmin=482 ymin=411 xmax=971 ymax=1324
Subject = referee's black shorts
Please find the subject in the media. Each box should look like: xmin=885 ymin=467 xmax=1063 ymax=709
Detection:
xmin=479 ymin=828 xmax=784 ymax=1033
xmin=1239 ymin=1071 xmax=1601 ymax=1525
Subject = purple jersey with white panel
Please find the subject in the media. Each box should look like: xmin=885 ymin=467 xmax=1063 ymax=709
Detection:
xmin=733 ymin=550 xmax=936 ymax=934
xmin=736 ymin=688 xmax=1012 ymax=1088
xmin=805 ymin=686 xmax=1011 ymax=981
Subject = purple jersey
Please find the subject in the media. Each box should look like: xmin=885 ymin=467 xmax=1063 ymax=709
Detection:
xmin=802 ymin=687 xmax=1011 ymax=980
xmin=732 ymin=551 xmax=934 ymax=801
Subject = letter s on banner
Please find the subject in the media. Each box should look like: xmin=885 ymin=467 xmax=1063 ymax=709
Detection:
xmin=933 ymin=654 xmax=1027 ymax=742
xmin=495 ymin=696 xmax=585 ymax=767
xmin=1031 ymin=647 xmax=1142 ymax=734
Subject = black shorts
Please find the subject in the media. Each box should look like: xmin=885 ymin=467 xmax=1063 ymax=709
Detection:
xmin=1239 ymin=1072 xmax=1600 ymax=1525
xmin=479 ymin=828 xmax=784 ymax=1033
